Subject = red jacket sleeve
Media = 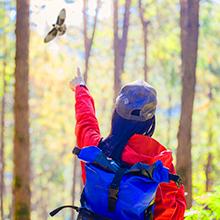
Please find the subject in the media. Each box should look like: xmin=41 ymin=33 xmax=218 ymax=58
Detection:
xmin=74 ymin=85 xmax=101 ymax=147
xmin=74 ymin=85 xmax=102 ymax=183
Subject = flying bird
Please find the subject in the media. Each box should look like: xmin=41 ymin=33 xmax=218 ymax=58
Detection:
xmin=44 ymin=8 xmax=67 ymax=43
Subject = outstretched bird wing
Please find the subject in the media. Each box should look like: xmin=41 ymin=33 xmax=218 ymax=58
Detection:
xmin=56 ymin=8 xmax=66 ymax=26
xmin=44 ymin=28 xmax=58 ymax=43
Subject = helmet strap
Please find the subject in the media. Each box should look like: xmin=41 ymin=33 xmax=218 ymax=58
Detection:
xmin=145 ymin=116 xmax=156 ymax=137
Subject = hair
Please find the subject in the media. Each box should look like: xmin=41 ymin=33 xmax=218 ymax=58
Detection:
xmin=99 ymin=110 xmax=155 ymax=162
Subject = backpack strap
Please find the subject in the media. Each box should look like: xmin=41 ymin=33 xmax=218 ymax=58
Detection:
xmin=77 ymin=208 xmax=111 ymax=220
xmin=169 ymin=173 xmax=182 ymax=188
xmin=108 ymin=168 xmax=127 ymax=212
xmin=49 ymin=205 xmax=80 ymax=216
xmin=144 ymin=199 xmax=155 ymax=220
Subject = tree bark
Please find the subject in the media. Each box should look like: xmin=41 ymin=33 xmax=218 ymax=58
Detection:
xmin=113 ymin=0 xmax=131 ymax=100
xmin=205 ymin=86 xmax=213 ymax=192
xmin=71 ymin=157 xmax=77 ymax=220
xmin=166 ymin=93 xmax=172 ymax=146
xmin=138 ymin=0 xmax=150 ymax=81
xmin=0 ymin=46 xmax=6 ymax=220
xmin=13 ymin=0 xmax=31 ymax=219
xmin=176 ymin=0 xmax=199 ymax=208
xmin=83 ymin=0 xmax=101 ymax=83
xmin=205 ymin=153 xmax=213 ymax=192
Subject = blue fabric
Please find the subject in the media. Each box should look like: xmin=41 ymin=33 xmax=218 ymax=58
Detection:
xmin=78 ymin=146 xmax=102 ymax=163
xmin=77 ymin=146 xmax=170 ymax=220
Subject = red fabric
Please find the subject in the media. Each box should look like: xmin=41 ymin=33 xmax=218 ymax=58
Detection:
xmin=74 ymin=85 xmax=186 ymax=220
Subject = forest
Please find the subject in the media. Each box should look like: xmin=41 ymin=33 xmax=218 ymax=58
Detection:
xmin=0 ymin=0 xmax=220 ymax=219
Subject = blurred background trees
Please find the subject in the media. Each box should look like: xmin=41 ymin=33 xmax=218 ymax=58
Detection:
xmin=0 ymin=0 xmax=220 ymax=219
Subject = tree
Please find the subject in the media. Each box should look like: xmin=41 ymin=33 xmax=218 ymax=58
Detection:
xmin=0 ymin=38 xmax=6 ymax=220
xmin=205 ymin=86 xmax=214 ymax=192
xmin=83 ymin=0 xmax=101 ymax=83
xmin=176 ymin=0 xmax=199 ymax=208
xmin=138 ymin=0 xmax=150 ymax=81
xmin=113 ymin=0 xmax=131 ymax=100
xmin=13 ymin=0 xmax=31 ymax=219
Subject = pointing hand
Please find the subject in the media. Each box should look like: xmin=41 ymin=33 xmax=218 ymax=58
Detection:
xmin=69 ymin=67 xmax=85 ymax=91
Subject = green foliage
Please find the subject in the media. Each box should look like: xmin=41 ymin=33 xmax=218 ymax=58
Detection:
xmin=185 ymin=187 xmax=220 ymax=220
xmin=1 ymin=0 xmax=220 ymax=219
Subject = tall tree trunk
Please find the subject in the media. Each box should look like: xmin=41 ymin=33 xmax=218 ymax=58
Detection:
xmin=138 ymin=0 xmax=150 ymax=81
xmin=71 ymin=157 xmax=77 ymax=220
xmin=0 ymin=46 xmax=6 ymax=220
xmin=113 ymin=0 xmax=131 ymax=100
xmin=0 ymin=3 xmax=8 ymax=218
xmin=205 ymin=153 xmax=212 ymax=192
xmin=176 ymin=0 xmax=199 ymax=208
xmin=205 ymin=86 xmax=213 ymax=192
xmin=13 ymin=0 xmax=31 ymax=219
xmin=83 ymin=0 xmax=101 ymax=83
xmin=167 ymin=93 xmax=172 ymax=146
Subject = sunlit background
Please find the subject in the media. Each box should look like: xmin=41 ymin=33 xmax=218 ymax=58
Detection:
xmin=1 ymin=0 xmax=220 ymax=219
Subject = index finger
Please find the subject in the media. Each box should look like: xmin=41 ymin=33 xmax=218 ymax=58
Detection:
xmin=77 ymin=67 xmax=81 ymax=77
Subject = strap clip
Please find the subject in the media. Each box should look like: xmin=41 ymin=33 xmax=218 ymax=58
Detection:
xmin=169 ymin=173 xmax=182 ymax=188
xmin=72 ymin=147 xmax=81 ymax=155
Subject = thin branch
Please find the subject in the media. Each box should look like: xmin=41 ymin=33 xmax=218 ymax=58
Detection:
xmin=138 ymin=0 xmax=150 ymax=81
xmin=120 ymin=0 xmax=131 ymax=72
xmin=83 ymin=0 xmax=101 ymax=83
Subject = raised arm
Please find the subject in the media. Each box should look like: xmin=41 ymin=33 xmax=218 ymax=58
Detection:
xmin=74 ymin=85 xmax=101 ymax=147
xmin=70 ymin=68 xmax=101 ymax=148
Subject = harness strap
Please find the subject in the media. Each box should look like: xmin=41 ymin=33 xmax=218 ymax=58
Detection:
xmin=144 ymin=200 xmax=155 ymax=220
xmin=128 ymin=165 xmax=154 ymax=179
xmin=77 ymin=208 xmax=111 ymax=220
xmin=108 ymin=168 xmax=126 ymax=212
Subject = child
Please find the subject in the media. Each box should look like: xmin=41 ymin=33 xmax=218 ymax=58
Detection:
xmin=70 ymin=68 xmax=186 ymax=219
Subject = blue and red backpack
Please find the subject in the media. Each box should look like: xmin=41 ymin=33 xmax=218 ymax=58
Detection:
xmin=50 ymin=145 xmax=182 ymax=220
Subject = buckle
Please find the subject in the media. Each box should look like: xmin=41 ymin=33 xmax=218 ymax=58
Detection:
xmin=109 ymin=188 xmax=118 ymax=200
xmin=72 ymin=147 xmax=81 ymax=155
xmin=176 ymin=177 xmax=183 ymax=188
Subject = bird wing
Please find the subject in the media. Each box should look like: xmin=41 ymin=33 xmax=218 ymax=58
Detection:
xmin=44 ymin=28 xmax=58 ymax=43
xmin=56 ymin=8 xmax=66 ymax=26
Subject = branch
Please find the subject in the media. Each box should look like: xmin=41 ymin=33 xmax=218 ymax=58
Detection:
xmin=138 ymin=0 xmax=150 ymax=28
xmin=87 ymin=0 xmax=101 ymax=57
xmin=119 ymin=0 xmax=132 ymax=72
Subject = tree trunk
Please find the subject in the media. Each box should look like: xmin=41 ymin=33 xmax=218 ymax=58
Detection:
xmin=167 ymin=93 xmax=172 ymax=146
xmin=0 ymin=4 xmax=8 ymax=218
xmin=113 ymin=0 xmax=131 ymax=101
xmin=83 ymin=0 xmax=101 ymax=83
xmin=138 ymin=0 xmax=150 ymax=81
xmin=0 ymin=47 xmax=6 ymax=220
xmin=176 ymin=0 xmax=199 ymax=208
xmin=205 ymin=86 xmax=213 ymax=192
xmin=205 ymin=153 xmax=212 ymax=192
xmin=71 ymin=157 xmax=77 ymax=220
xmin=13 ymin=0 xmax=31 ymax=219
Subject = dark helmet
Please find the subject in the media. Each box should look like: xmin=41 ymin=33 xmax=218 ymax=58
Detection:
xmin=115 ymin=80 xmax=157 ymax=121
